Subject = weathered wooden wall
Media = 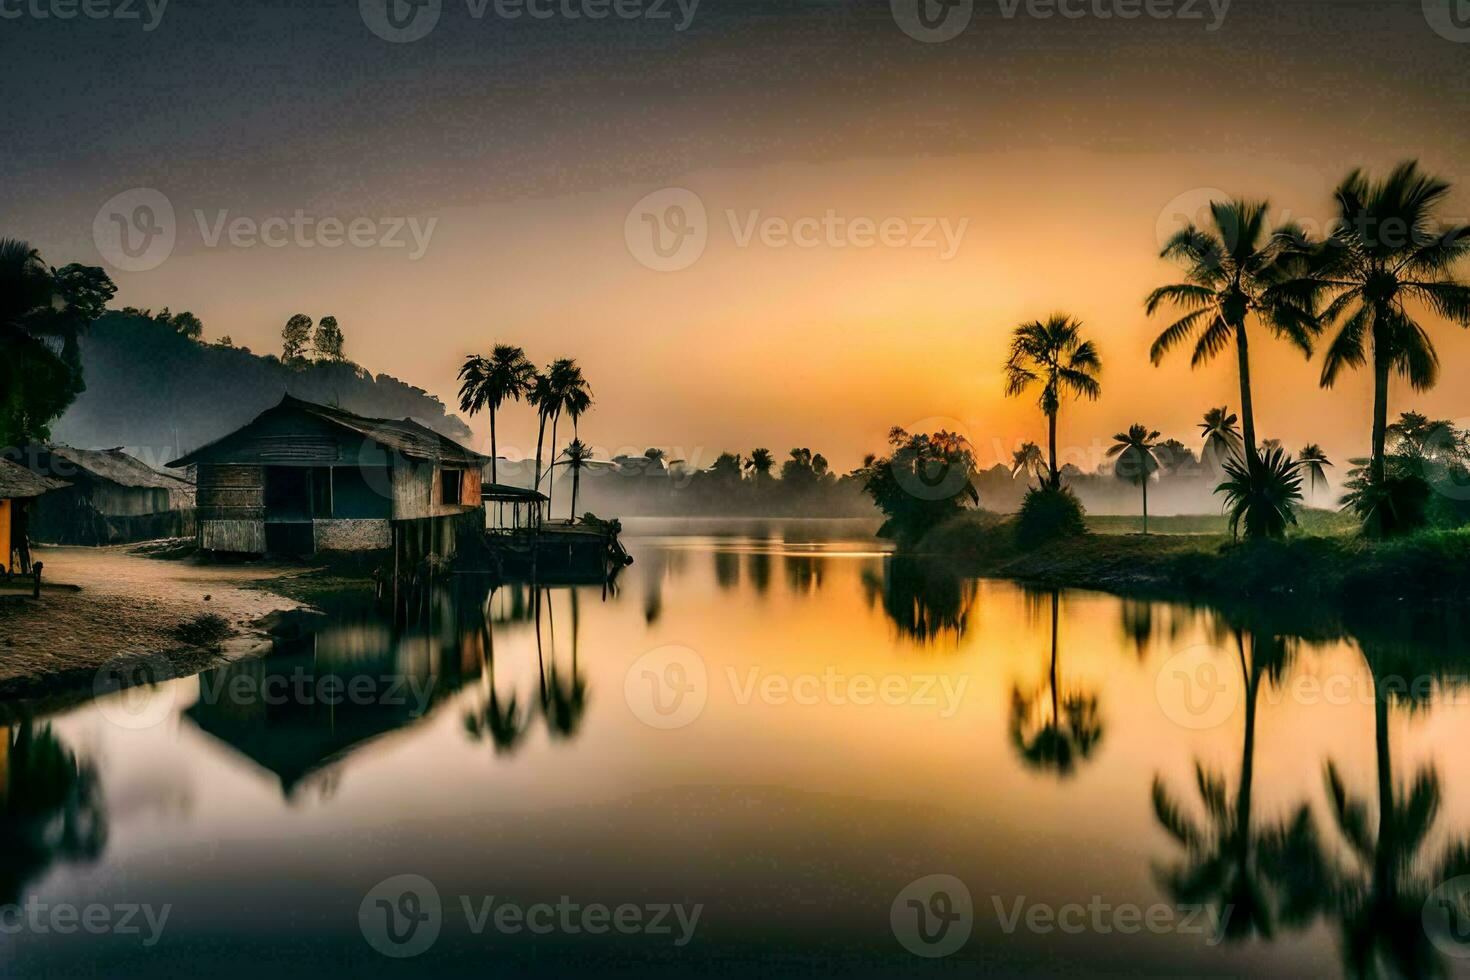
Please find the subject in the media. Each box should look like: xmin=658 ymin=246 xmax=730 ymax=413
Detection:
xmin=198 ymin=464 xmax=266 ymax=552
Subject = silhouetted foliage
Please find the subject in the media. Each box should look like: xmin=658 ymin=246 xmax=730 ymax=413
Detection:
xmin=1218 ymin=446 xmax=1304 ymax=540
xmin=861 ymin=427 xmax=978 ymax=544
xmin=1 ymin=239 xmax=116 ymax=444
xmin=53 ymin=310 xmax=471 ymax=456
xmin=1015 ymin=484 xmax=1086 ymax=548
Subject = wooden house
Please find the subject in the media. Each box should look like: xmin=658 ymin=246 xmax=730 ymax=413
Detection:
xmin=168 ymin=395 xmax=486 ymax=557
xmin=0 ymin=458 xmax=67 ymax=575
xmin=11 ymin=445 xmax=196 ymax=545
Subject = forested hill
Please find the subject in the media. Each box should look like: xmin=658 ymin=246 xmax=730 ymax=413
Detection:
xmin=53 ymin=312 xmax=472 ymax=465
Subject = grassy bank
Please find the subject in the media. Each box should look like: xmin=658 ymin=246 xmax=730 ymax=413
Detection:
xmin=912 ymin=511 xmax=1470 ymax=605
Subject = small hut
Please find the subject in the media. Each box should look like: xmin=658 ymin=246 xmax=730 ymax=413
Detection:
xmin=11 ymin=446 xmax=196 ymax=545
xmin=168 ymin=395 xmax=487 ymax=558
xmin=0 ymin=458 xmax=67 ymax=575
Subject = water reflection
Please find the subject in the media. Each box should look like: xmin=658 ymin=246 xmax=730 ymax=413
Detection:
xmin=9 ymin=522 xmax=1470 ymax=977
xmin=1009 ymin=590 xmax=1104 ymax=778
xmin=862 ymin=556 xmax=977 ymax=644
xmin=1263 ymin=635 xmax=1470 ymax=978
xmin=1152 ymin=630 xmax=1298 ymax=940
xmin=0 ymin=722 xmax=106 ymax=904
xmin=185 ymin=602 xmax=483 ymax=800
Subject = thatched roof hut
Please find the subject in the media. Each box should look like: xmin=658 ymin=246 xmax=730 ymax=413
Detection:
xmin=0 ymin=458 xmax=66 ymax=500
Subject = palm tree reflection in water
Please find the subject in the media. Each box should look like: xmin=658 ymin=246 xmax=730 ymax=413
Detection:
xmin=1151 ymin=630 xmax=1300 ymax=942
xmin=1009 ymin=589 xmax=1103 ymax=777
xmin=861 ymin=557 xmax=977 ymax=645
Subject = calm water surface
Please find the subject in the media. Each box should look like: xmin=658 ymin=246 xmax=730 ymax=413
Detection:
xmin=6 ymin=518 xmax=1470 ymax=977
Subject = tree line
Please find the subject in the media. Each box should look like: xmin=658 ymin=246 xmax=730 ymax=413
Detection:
xmin=864 ymin=160 xmax=1470 ymax=543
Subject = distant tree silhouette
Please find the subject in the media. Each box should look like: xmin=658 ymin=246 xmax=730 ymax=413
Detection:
xmin=281 ymin=313 xmax=313 ymax=362
xmin=313 ymin=315 xmax=345 ymax=361
xmin=1299 ymin=444 xmax=1332 ymax=503
xmin=745 ymin=448 xmax=775 ymax=479
xmin=1199 ymin=406 xmax=1244 ymax=471
xmin=1108 ymin=424 xmax=1162 ymax=533
xmin=457 ymin=344 xmax=535 ymax=486
xmin=1003 ymin=314 xmax=1102 ymax=488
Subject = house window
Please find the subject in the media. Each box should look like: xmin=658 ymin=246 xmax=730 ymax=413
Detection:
xmin=439 ymin=469 xmax=464 ymax=506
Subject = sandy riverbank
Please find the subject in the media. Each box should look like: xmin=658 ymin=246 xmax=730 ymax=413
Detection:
xmin=0 ymin=545 xmax=307 ymax=699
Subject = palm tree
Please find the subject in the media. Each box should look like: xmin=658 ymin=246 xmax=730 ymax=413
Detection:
xmin=1107 ymin=424 xmax=1162 ymax=533
xmin=745 ymin=448 xmax=775 ymax=480
xmin=1298 ymin=444 xmax=1332 ymax=504
xmin=1218 ymin=446 xmax=1304 ymax=541
xmin=1009 ymin=590 xmax=1103 ymax=776
xmin=542 ymin=359 xmax=591 ymax=513
xmin=1307 ymin=162 xmax=1470 ymax=491
xmin=1199 ymin=407 xmax=1244 ymax=472
xmin=560 ymin=439 xmax=594 ymax=519
xmin=1003 ymin=314 xmax=1102 ymax=488
xmin=456 ymin=344 xmax=535 ymax=487
xmin=1146 ymin=200 xmax=1318 ymax=463
xmin=529 ymin=370 xmax=555 ymax=501
xmin=1010 ymin=441 xmax=1046 ymax=483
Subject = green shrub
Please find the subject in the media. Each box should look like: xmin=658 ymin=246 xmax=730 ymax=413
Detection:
xmin=1016 ymin=485 xmax=1087 ymax=548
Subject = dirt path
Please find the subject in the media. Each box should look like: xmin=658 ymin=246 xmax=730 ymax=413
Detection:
xmin=0 ymin=546 xmax=306 ymax=698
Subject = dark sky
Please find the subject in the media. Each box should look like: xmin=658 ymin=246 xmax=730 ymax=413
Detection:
xmin=6 ymin=0 xmax=1470 ymax=468
xmin=8 ymin=0 xmax=1468 ymax=231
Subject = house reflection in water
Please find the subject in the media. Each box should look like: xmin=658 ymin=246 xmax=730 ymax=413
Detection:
xmin=184 ymin=600 xmax=484 ymax=801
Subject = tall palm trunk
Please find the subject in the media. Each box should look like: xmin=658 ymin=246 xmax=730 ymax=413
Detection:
xmin=1048 ymin=591 xmax=1060 ymax=726
xmin=1370 ymin=333 xmax=1391 ymax=485
xmin=1233 ymin=634 xmax=1259 ymax=884
xmin=489 ymin=409 xmax=498 ymax=485
xmin=1370 ymin=668 xmax=1396 ymax=898
xmin=1047 ymin=410 xmax=1059 ymax=487
xmin=1234 ymin=324 xmax=1258 ymax=462
xmin=547 ymin=410 xmax=562 ymax=514
xmin=570 ymin=465 xmax=580 ymax=519
xmin=534 ymin=410 xmax=547 ymax=495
